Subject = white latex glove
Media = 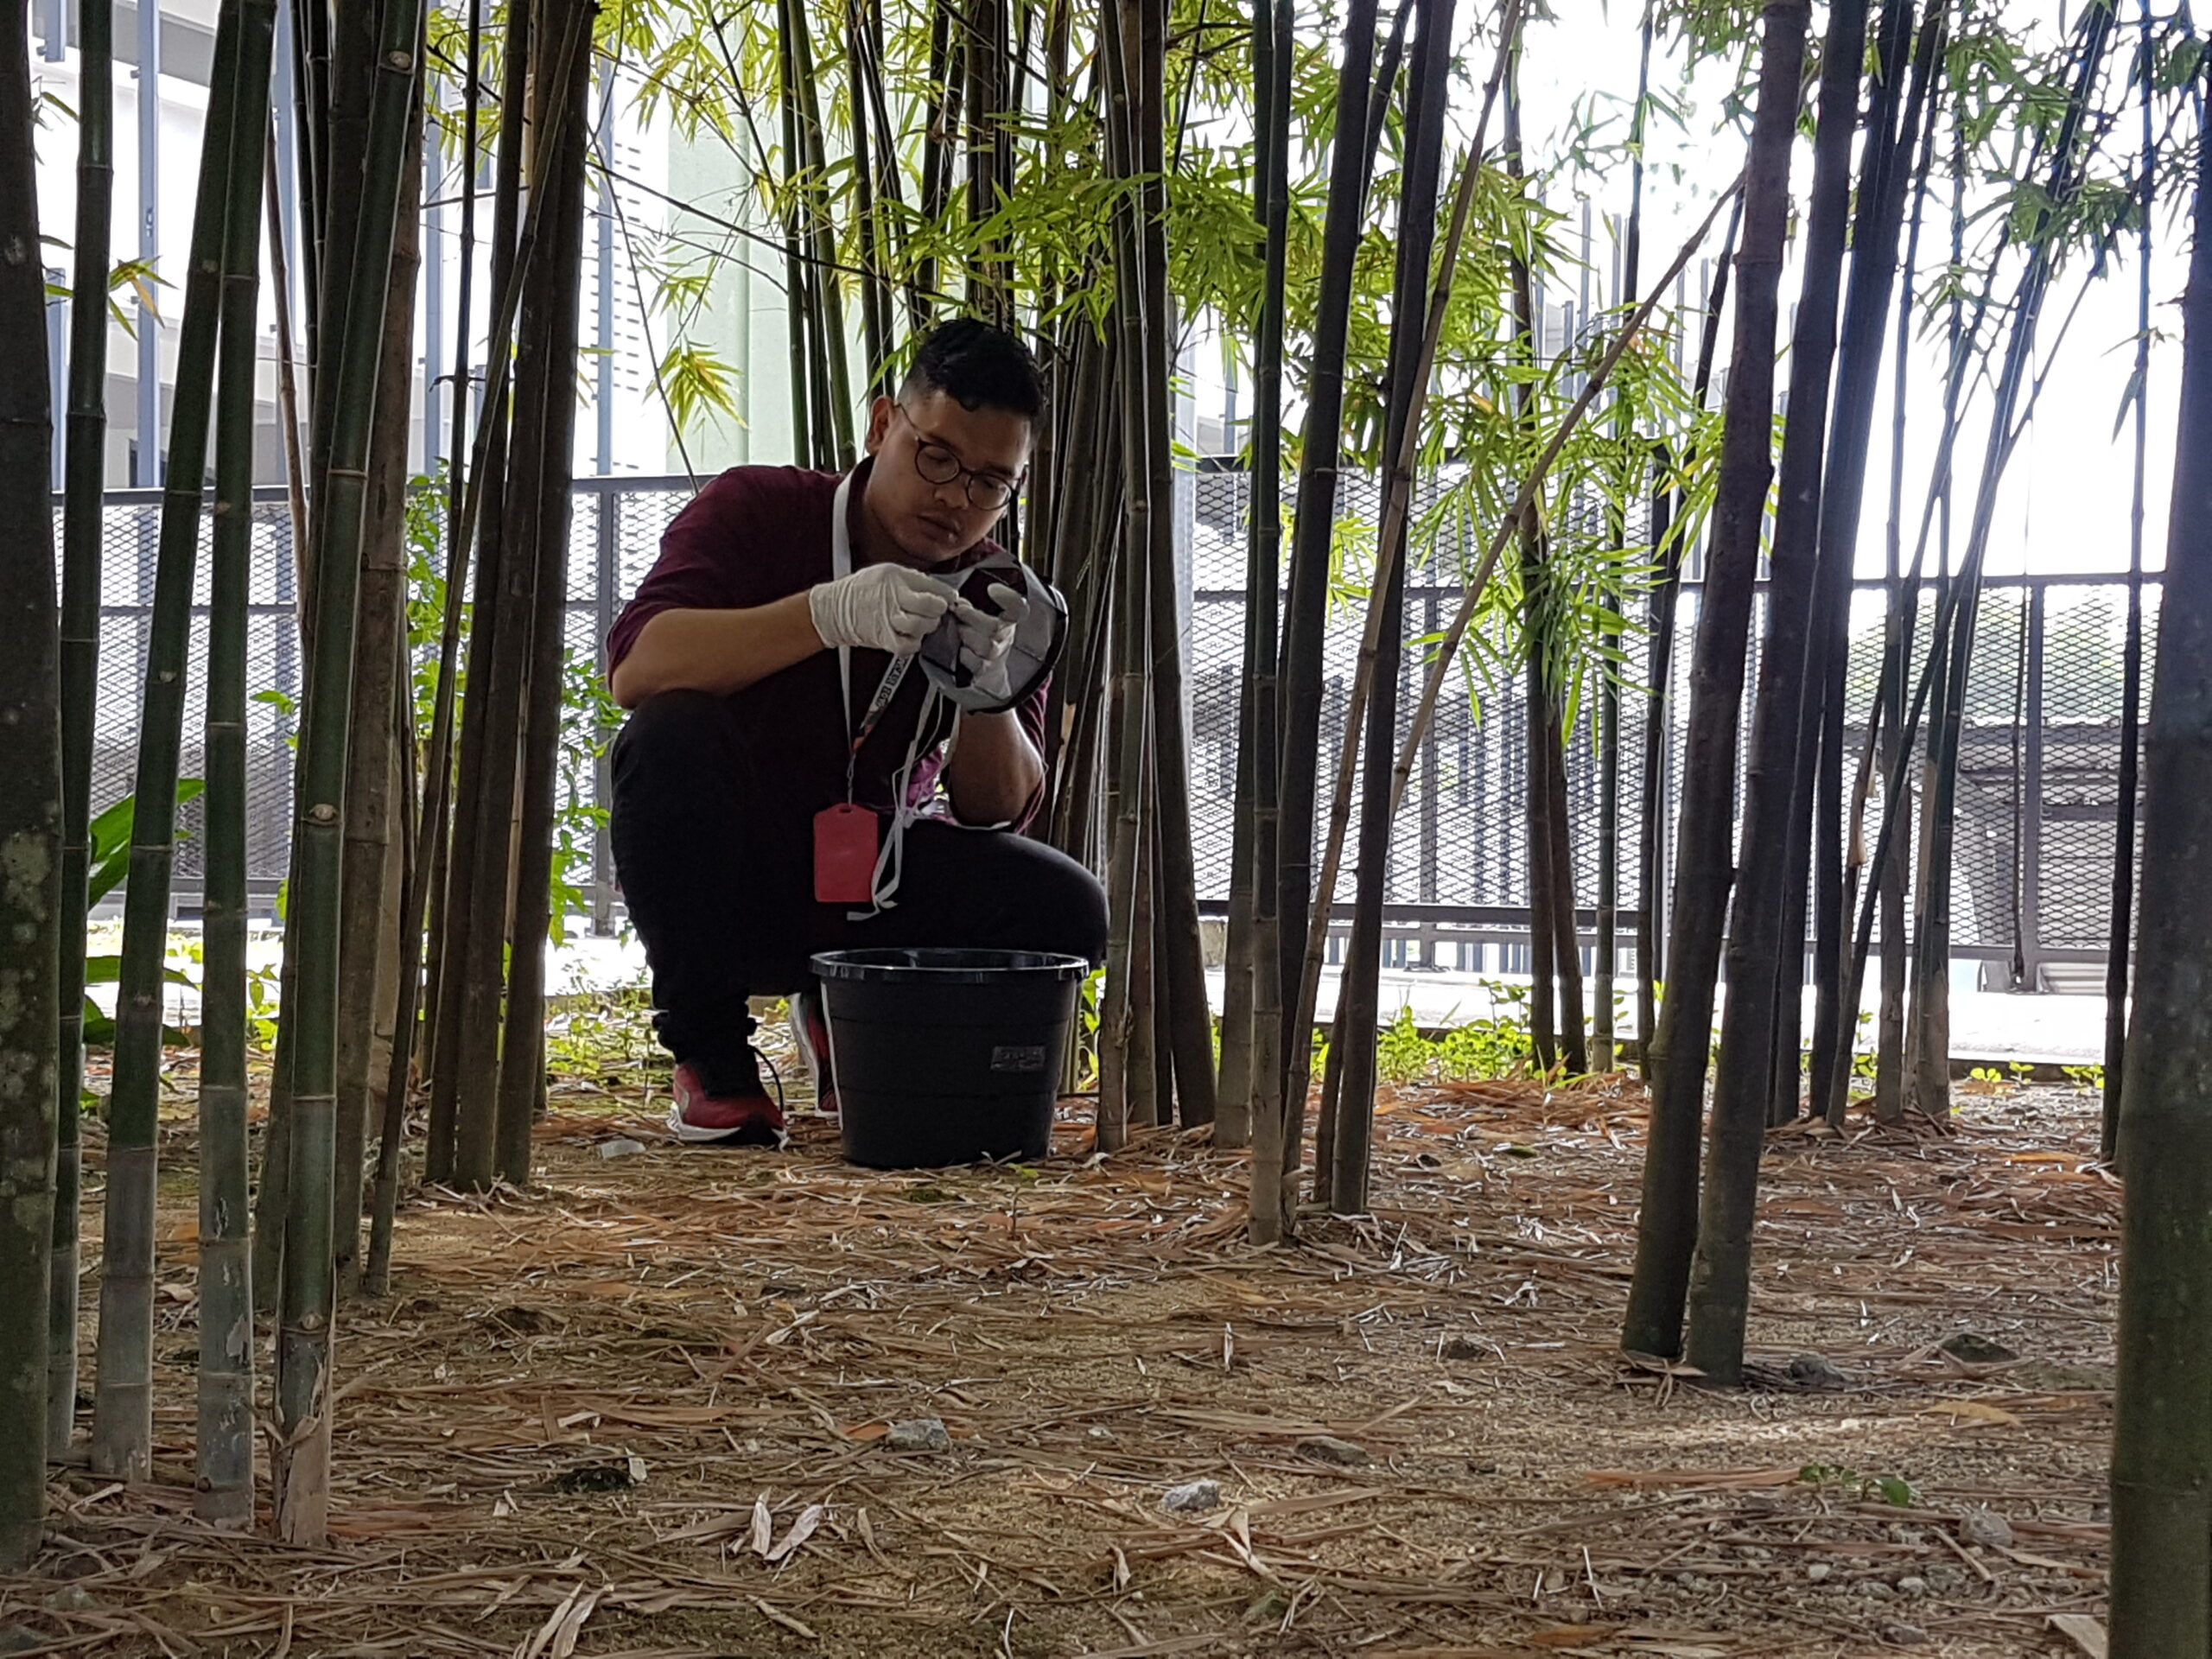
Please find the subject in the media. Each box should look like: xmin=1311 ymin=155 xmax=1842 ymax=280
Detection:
xmin=808 ymin=563 xmax=952 ymax=655
xmin=953 ymin=582 xmax=1028 ymax=700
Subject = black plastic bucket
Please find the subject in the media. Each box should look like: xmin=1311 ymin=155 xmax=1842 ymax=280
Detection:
xmin=810 ymin=947 xmax=1090 ymax=1168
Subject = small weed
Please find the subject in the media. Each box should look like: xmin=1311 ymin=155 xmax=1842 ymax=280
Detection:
xmin=1799 ymin=1462 xmax=1916 ymax=1507
xmin=2063 ymin=1062 xmax=2106 ymax=1092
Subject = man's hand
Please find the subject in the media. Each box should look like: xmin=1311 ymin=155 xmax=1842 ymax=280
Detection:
xmin=809 ymin=563 xmax=952 ymax=655
xmin=951 ymin=582 xmax=1029 ymax=702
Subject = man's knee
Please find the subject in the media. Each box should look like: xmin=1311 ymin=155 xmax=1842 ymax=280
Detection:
xmin=613 ymin=689 xmax=734 ymax=785
xmin=1031 ymin=843 xmax=1109 ymax=966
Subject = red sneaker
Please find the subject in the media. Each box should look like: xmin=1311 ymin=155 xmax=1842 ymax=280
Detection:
xmin=667 ymin=1060 xmax=786 ymax=1147
xmin=790 ymin=990 xmax=840 ymax=1121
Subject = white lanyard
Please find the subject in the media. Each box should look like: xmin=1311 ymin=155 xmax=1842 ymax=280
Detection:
xmin=830 ymin=469 xmax=917 ymax=800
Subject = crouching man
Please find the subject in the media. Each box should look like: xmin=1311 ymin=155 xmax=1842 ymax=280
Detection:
xmin=606 ymin=321 xmax=1109 ymax=1146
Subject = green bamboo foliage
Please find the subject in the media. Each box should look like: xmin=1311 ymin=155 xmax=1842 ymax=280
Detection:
xmin=92 ymin=0 xmax=246 ymax=1483
xmin=0 ymin=0 xmax=60 ymax=1570
xmin=51 ymin=0 xmax=116 ymax=1455
xmin=197 ymin=0 xmax=277 ymax=1523
xmin=275 ymin=0 xmax=422 ymax=1542
xmin=2108 ymin=50 xmax=2212 ymax=1643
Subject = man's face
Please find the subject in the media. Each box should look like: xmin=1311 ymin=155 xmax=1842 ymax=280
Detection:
xmin=861 ymin=388 xmax=1032 ymax=566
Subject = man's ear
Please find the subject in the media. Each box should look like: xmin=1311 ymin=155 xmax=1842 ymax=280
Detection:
xmin=864 ymin=395 xmax=896 ymax=454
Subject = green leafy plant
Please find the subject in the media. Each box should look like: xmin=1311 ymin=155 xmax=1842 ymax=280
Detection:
xmin=1798 ymin=1463 xmax=1917 ymax=1507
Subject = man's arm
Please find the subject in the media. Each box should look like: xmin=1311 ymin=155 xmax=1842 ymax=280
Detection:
xmin=608 ymin=595 xmax=823 ymax=709
xmin=944 ymin=709 xmax=1044 ymax=827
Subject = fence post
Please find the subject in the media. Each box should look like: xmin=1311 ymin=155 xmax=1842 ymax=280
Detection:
xmin=592 ymin=486 xmax=619 ymax=937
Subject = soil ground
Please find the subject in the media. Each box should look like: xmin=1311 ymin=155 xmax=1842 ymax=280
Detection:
xmin=0 ymin=1057 xmax=2118 ymax=1659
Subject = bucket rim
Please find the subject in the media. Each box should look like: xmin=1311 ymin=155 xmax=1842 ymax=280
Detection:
xmin=810 ymin=947 xmax=1092 ymax=984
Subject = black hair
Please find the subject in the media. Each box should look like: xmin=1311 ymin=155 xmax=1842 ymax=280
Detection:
xmin=900 ymin=318 xmax=1046 ymax=421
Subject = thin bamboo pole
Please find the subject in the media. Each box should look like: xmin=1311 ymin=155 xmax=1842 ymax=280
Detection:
xmin=1262 ymin=0 xmax=1380 ymax=1243
xmin=427 ymin=0 xmax=531 ymax=1181
xmin=92 ymin=0 xmax=245 ymax=1482
xmin=334 ymin=86 xmax=423 ymax=1292
xmin=50 ymin=0 xmax=115 ymax=1458
xmin=275 ymin=0 xmax=421 ymax=1542
xmin=1803 ymin=0 xmax=1938 ymax=1125
xmin=1329 ymin=0 xmax=1458 ymax=1217
xmin=1134 ymin=0 xmax=1215 ymax=1131
xmin=2102 ymin=0 xmax=2155 ymax=1159
xmin=0 ymin=0 xmax=60 ymax=1567
xmin=1637 ymin=208 xmax=1738 ymax=1082
xmin=1217 ymin=0 xmax=1294 ymax=1149
xmin=493 ymin=0 xmax=593 ymax=1186
xmin=1097 ymin=0 xmax=1152 ymax=1149
xmin=196 ymin=0 xmax=275 ymax=1520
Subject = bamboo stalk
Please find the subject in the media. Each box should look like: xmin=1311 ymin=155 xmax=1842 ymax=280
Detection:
xmin=1328 ymin=0 xmax=1459 ymax=1217
xmin=196 ymin=0 xmax=276 ymax=1520
xmin=1611 ymin=0 xmax=1796 ymax=1360
xmin=92 ymin=0 xmax=245 ymax=1483
xmin=334 ymin=86 xmax=424 ymax=1292
xmin=275 ymin=0 xmax=422 ymax=1542
xmin=1907 ymin=0 xmax=2118 ymax=1123
xmin=428 ymin=0 xmax=532 ymax=1180
xmin=1637 ymin=207 xmax=1738 ymax=1082
xmin=1293 ymin=13 xmax=1516 ymax=1163
xmin=2107 ymin=48 xmax=2212 ymax=1644
xmin=0 ymin=0 xmax=60 ymax=1567
xmin=2102 ymin=0 xmax=2155 ymax=1158
xmin=1133 ymin=0 xmax=1215 ymax=1131
xmin=1681 ymin=0 xmax=1862 ymax=1385
xmin=1097 ymin=0 xmax=1152 ymax=1149
xmin=1802 ymin=0 xmax=1939 ymax=1125
xmin=50 ymin=0 xmax=115 ymax=1459
xmin=1261 ymin=0 xmax=1380 ymax=1243
xmin=493 ymin=0 xmax=594 ymax=1187
xmin=1216 ymin=0 xmax=1294 ymax=1149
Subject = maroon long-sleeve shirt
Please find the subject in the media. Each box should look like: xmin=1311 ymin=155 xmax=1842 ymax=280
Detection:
xmin=607 ymin=460 xmax=1048 ymax=830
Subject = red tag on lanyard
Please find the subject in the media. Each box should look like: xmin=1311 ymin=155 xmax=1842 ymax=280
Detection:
xmin=813 ymin=804 xmax=880 ymax=905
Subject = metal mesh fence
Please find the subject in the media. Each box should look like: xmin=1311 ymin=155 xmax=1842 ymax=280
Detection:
xmin=74 ymin=477 xmax=2156 ymax=988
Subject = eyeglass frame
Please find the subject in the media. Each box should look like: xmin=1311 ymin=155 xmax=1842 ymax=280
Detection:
xmin=894 ymin=402 xmax=1026 ymax=511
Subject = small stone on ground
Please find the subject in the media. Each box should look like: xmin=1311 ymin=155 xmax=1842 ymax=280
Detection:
xmin=887 ymin=1418 xmax=952 ymax=1452
xmin=1441 ymin=1336 xmax=1485 ymax=1360
xmin=1297 ymin=1434 xmax=1371 ymax=1467
xmin=1787 ymin=1351 xmax=1850 ymax=1390
xmin=597 ymin=1138 xmax=647 ymax=1159
xmin=1882 ymin=1624 xmax=1931 ymax=1646
xmin=1960 ymin=1508 xmax=2014 ymax=1548
xmin=1161 ymin=1479 xmax=1222 ymax=1514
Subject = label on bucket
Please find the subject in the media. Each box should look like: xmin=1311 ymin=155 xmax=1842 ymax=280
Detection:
xmin=990 ymin=1044 xmax=1048 ymax=1073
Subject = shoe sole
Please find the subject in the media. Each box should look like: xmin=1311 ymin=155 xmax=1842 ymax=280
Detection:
xmin=666 ymin=1102 xmax=788 ymax=1148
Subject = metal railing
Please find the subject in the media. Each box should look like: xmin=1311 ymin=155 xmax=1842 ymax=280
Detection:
xmin=70 ymin=474 xmax=2152 ymax=993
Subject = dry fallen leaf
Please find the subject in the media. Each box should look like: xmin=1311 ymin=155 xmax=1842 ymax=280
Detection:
xmin=2048 ymin=1612 xmax=2107 ymax=1658
xmin=766 ymin=1502 xmax=823 ymax=1564
xmin=747 ymin=1496 xmax=772 ymax=1558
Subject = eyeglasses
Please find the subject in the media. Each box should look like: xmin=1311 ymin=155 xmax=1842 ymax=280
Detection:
xmin=899 ymin=405 xmax=1022 ymax=511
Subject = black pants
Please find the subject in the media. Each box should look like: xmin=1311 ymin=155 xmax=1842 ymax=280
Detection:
xmin=610 ymin=690 xmax=1109 ymax=1081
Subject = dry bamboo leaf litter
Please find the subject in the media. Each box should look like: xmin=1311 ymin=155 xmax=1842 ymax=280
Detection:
xmin=0 ymin=1076 xmax=2120 ymax=1656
